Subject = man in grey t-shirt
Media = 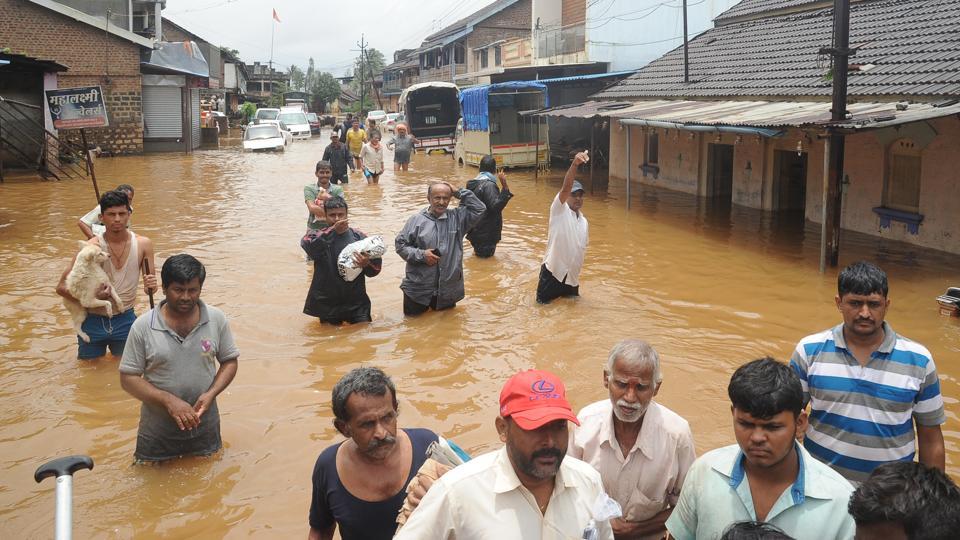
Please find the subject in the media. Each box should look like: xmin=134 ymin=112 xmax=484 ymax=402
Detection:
xmin=119 ymin=254 xmax=239 ymax=462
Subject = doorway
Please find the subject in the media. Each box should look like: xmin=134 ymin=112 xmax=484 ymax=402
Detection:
xmin=707 ymin=143 xmax=734 ymax=201
xmin=774 ymin=150 xmax=808 ymax=212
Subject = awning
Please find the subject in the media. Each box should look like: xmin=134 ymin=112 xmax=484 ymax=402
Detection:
xmin=524 ymin=99 xmax=960 ymax=134
xmin=141 ymin=41 xmax=209 ymax=78
xmin=536 ymin=70 xmax=638 ymax=84
xmin=461 ymin=81 xmax=548 ymax=131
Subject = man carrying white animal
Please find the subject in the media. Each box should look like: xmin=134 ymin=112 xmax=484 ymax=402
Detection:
xmin=56 ymin=190 xmax=157 ymax=360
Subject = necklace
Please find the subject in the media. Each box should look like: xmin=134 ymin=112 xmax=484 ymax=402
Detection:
xmin=107 ymin=233 xmax=130 ymax=268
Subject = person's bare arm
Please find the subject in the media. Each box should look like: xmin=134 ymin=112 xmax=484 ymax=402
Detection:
xmin=77 ymin=219 xmax=96 ymax=239
xmin=559 ymin=151 xmax=588 ymax=204
xmin=193 ymin=359 xmax=238 ymax=418
xmin=917 ymin=424 xmax=946 ymax=472
xmin=120 ymin=373 xmax=201 ymax=430
xmin=137 ymin=235 xmax=158 ymax=295
xmin=308 ymin=525 xmax=335 ymax=540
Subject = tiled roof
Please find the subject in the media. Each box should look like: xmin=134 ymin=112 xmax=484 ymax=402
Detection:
xmin=715 ymin=0 xmax=827 ymax=23
xmin=594 ymin=0 xmax=960 ymax=101
xmin=421 ymin=0 xmax=519 ymax=48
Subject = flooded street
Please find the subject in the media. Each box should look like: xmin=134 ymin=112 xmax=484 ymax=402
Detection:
xmin=1 ymin=129 xmax=958 ymax=538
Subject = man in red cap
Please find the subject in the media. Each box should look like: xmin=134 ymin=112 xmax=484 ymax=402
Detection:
xmin=395 ymin=369 xmax=614 ymax=540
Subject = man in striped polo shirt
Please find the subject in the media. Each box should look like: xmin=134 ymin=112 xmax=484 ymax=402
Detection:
xmin=790 ymin=261 xmax=946 ymax=484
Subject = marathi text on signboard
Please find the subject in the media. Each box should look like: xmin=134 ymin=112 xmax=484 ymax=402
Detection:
xmin=44 ymin=86 xmax=109 ymax=129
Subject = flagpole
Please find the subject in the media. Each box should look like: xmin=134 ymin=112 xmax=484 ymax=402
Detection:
xmin=268 ymin=12 xmax=276 ymax=104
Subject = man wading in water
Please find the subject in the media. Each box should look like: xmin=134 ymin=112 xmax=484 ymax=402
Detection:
xmin=57 ymin=189 xmax=157 ymax=360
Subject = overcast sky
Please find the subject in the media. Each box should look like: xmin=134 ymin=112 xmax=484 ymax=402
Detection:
xmin=163 ymin=0 xmax=733 ymax=75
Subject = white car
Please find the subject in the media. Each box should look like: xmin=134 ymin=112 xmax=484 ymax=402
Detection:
xmin=243 ymin=123 xmax=290 ymax=151
xmin=277 ymin=111 xmax=312 ymax=139
xmin=255 ymin=108 xmax=280 ymax=122
xmin=366 ymin=110 xmax=388 ymax=125
xmin=384 ymin=112 xmax=402 ymax=132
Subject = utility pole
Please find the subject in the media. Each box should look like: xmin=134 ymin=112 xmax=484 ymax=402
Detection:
xmin=819 ymin=0 xmax=852 ymax=272
xmin=357 ymin=34 xmax=367 ymax=119
xmin=682 ymin=0 xmax=689 ymax=83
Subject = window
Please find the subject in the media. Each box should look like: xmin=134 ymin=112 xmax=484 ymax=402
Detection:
xmin=884 ymin=138 xmax=921 ymax=213
xmin=495 ymin=46 xmax=502 ymax=66
xmin=647 ymin=132 xmax=659 ymax=164
xmin=454 ymin=43 xmax=465 ymax=64
xmin=480 ymin=49 xmax=488 ymax=69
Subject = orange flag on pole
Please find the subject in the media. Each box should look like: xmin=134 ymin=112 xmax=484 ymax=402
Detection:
xmin=272 ymin=8 xmax=281 ymax=23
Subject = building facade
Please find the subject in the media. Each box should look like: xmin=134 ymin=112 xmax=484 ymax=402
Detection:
xmin=592 ymin=0 xmax=960 ymax=254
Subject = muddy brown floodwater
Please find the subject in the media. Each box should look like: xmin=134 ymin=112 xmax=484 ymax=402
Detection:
xmin=0 ymin=128 xmax=958 ymax=538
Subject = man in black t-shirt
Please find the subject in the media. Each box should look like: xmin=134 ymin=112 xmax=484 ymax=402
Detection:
xmin=308 ymin=367 xmax=438 ymax=540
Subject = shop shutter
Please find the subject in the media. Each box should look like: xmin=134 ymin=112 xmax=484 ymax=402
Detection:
xmin=190 ymin=89 xmax=201 ymax=149
xmin=142 ymin=86 xmax=182 ymax=139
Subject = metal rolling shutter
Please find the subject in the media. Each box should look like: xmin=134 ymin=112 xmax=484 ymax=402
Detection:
xmin=190 ymin=89 xmax=200 ymax=149
xmin=142 ymin=86 xmax=182 ymax=139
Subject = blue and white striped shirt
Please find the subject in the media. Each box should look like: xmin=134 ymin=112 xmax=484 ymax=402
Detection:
xmin=789 ymin=322 xmax=945 ymax=483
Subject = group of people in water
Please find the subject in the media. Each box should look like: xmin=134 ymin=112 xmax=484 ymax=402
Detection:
xmin=54 ymin=133 xmax=959 ymax=539
xmin=301 ymin=144 xmax=591 ymax=323
xmin=304 ymin=260 xmax=958 ymax=540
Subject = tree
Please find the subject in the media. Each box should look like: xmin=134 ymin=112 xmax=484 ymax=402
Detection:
xmin=267 ymin=80 xmax=289 ymax=108
xmin=289 ymin=65 xmax=305 ymax=92
xmin=311 ymin=72 xmax=342 ymax=111
xmin=351 ymin=47 xmax=386 ymax=110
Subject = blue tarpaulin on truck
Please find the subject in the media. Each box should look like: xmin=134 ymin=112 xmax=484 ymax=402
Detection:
xmin=460 ymin=81 xmax=548 ymax=131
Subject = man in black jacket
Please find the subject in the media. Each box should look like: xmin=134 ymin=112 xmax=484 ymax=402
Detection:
xmin=465 ymin=155 xmax=513 ymax=258
xmin=322 ymin=133 xmax=352 ymax=185
xmin=301 ymin=197 xmax=382 ymax=324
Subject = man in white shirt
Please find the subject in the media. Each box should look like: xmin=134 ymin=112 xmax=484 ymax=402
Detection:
xmin=395 ymin=369 xmax=614 ymax=540
xmin=537 ymin=151 xmax=589 ymax=304
xmin=570 ymin=339 xmax=696 ymax=540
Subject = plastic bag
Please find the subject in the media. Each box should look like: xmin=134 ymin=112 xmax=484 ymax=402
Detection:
xmin=337 ymin=235 xmax=386 ymax=281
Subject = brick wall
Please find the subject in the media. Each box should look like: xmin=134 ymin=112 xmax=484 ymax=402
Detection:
xmin=465 ymin=0 xmax=532 ymax=72
xmin=562 ymin=0 xmax=585 ymax=26
xmin=0 ymin=0 xmax=144 ymax=154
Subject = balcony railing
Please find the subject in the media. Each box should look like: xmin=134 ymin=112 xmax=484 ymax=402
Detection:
xmin=417 ymin=64 xmax=466 ymax=84
xmin=536 ymin=24 xmax=585 ymax=58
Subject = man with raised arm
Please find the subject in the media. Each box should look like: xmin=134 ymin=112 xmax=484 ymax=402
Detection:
xmin=537 ymin=151 xmax=589 ymax=304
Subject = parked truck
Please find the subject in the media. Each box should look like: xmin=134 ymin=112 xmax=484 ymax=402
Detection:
xmin=454 ymin=81 xmax=549 ymax=168
xmin=399 ymin=82 xmax=460 ymax=153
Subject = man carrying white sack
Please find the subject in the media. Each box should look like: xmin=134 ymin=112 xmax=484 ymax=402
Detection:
xmin=301 ymin=196 xmax=383 ymax=324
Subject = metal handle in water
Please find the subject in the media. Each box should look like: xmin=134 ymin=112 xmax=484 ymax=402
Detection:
xmin=35 ymin=455 xmax=94 ymax=540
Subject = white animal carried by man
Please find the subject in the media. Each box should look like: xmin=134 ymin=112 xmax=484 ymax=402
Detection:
xmin=62 ymin=241 xmax=123 ymax=342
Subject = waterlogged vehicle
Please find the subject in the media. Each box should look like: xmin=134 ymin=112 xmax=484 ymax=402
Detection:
xmin=400 ymin=82 xmax=460 ymax=153
xmin=243 ymin=123 xmax=290 ymax=151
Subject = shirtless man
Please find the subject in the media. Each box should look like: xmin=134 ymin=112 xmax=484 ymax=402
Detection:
xmin=57 ymin=190 xmax=157 ymax=359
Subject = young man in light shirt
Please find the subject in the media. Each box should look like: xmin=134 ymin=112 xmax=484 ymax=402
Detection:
xmin=666 ymin=358 xmax=855 ymax=540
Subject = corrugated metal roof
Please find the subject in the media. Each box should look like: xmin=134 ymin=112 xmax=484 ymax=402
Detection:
xmin=594 ymin=0 xmax=960 ymax=101
xmin=536 ymin=70 xmax=638 ymax=85
xmin=527 ymin=98 xmax=960 ymax=132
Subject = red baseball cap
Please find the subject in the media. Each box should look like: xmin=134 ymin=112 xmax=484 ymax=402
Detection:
xmin=499 ymin=370 xmax=579 ymax=430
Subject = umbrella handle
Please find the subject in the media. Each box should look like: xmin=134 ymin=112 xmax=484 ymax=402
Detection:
xmin=35 ymin=455 xmax=94 ymax=540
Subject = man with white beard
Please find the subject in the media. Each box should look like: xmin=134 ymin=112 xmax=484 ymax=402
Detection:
xmin=569 ymin=340 xmax=696 ymax=540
